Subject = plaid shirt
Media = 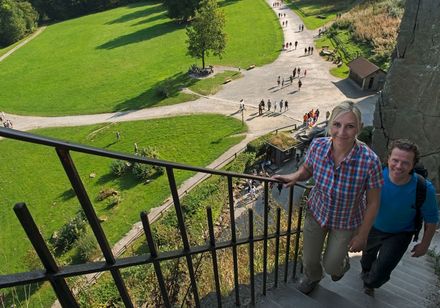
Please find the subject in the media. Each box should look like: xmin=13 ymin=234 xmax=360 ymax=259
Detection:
xmin=304 ymin=137 xmax=383 ymax=230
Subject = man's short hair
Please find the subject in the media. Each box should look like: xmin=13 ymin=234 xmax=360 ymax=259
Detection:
xmin=388 ymin=139 xmax=420 ymax=165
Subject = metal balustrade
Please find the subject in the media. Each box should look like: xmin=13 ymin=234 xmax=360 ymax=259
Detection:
xmin=0 ymin=127 xmax=306 ymax=307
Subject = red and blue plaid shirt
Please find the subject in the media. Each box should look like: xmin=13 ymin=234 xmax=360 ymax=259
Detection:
xmin=304 ymin=137 xmax=383 ymax=230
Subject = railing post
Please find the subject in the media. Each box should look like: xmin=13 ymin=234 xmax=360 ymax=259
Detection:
xmin=274 ymin=207 xmax=281 ymax=288
xmin=166 ymin=166 xmax=200 ymax=307
xmin=248 ymin=208 xmax=255 ymax=306
xmin=227 ymin=176 xmax=240 ymax=306
xmin=56 ymin=148 xmax=133 ymax=308
xmin=293 ymin=206 xmax=304 ymax=280
xmin=262 ymin=181 xmax=269 ymax=295
xmin=284 ymin=186 xmax=294 ymax=282
xmin=13 ymin=203 xmax=79 ymax=307
xmin=206 ymin=207 xmax=222 ymax=308
xmin=140 ymin=212 xmax=171 ymax=308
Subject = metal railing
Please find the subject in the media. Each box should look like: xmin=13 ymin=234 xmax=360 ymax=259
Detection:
xmin=0 ymin=127 xmax=306 ymax=307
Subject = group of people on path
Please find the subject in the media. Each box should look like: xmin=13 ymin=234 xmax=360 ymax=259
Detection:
xmin=304 ymin=46 xmax=314 ymax=55
xmin=277 ymin=66 xmax=306 ymax=89
xmin=273 ymin=101 xmax=439 ymax=298
xmin=257 ymin=98 xmax=288 ymax=115
xmin=283 ymin=41 xmax=298 ymax=51
xmin=0 ymin=111 xmax=13 ymax=128
xmin=303 ymin=108 xmax=319 ymax=127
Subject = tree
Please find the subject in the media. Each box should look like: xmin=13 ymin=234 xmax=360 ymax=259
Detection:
xmin=0 ymin=0 xmax=38 ymax=46
xmin=164 ymin=0 xmax=200 ymax=22
xmin=186 ymin=0 xmax=226 ymax=69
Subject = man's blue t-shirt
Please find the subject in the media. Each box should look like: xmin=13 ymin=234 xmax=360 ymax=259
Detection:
xmin=374 ymin=168 xmax=439 ymax=233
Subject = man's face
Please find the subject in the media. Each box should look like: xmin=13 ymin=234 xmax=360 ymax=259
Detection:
xmin=387 ymin=148 xmax=415 ymax=182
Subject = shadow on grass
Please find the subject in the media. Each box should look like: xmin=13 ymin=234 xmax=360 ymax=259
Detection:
xmin=97 ymin=21 xmax=181 ymax=49
xmin=106 ymin=2 xmax=164 ymax=25
xmin=132 ymin=12 xmax=168 ymax=26
xmin=219 ymin=0 xmax=242 ymax=8
xmin=58 ymin=188 xmax=76 ymax=201
xmin=111 ymin=72 xmax=197 ymax=112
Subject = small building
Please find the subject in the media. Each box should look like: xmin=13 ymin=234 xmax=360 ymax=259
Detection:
xmin=348 ymin=57 xmax=386 ymax=91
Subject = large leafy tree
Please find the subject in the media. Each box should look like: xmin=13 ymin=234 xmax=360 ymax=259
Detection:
xmin=0 ymin=0 xmax=38 ymax=46
xmin=186 ymin=0 xmax=226 ymax=69
xmin=164 ymin=0 xmax=200 ymax=22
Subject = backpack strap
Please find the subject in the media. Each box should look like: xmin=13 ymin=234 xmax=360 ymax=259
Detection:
xmin=413 ymin=174 xmax=427 ymax=242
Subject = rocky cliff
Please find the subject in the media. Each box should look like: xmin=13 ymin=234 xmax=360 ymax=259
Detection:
xmin=372 ymin=0 xmax=440 ymax=189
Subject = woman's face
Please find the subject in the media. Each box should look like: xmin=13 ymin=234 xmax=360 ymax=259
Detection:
xmin=329 ymin=111 xmax=359 ymax=147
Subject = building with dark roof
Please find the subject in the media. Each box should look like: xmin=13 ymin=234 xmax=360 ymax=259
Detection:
xmin=348 ymin=57 xmax=386 ymax=91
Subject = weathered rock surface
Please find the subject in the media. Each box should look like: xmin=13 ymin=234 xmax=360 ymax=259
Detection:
xmin=373 ymin=0 xmax=440 ymax=189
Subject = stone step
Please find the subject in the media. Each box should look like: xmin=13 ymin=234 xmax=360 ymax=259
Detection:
xmin=257 ymin=282 xmax=324 ymax=308
xmin=308 ymin=281 xmax=364 ymax=308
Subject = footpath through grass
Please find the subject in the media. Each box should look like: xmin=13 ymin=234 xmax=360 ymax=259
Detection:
xmin=0 ymin=114 xmax=246 ymax=278
xmin=0 ymin=0 xmax=281 ymax=116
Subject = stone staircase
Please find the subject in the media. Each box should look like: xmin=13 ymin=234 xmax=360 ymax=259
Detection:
xmin=258 ymin=235 xmax=440 ymax=308
xmin=201 ymin=230 xmax=439 ymax=308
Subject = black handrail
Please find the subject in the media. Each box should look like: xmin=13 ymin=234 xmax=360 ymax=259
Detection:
xmin=0 ymin=127 xmax=306 ymax=307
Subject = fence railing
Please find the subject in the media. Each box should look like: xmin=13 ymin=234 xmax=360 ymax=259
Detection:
xmin=0 ymin=127 xmax=306 ymax=307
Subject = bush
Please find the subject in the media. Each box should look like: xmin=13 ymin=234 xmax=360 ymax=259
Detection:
xmin=132 ymin=162 xmax=163 ymax=183
xmin=76 ymin=231 xmax=98 ymax=262
xmin=0 ymin=0 xmax=38 ymax=46
xmin=110 ymin=159 xmax=130 ymax=177
xmin=50 ymin=210 xmax=87 ymax=253
xmin=132 ymin=146 xmax=164 ymax=182
xmin=247 ymin=135 xmax=270 ymax=156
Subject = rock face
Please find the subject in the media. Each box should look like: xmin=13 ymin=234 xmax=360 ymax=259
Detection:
xmin=372 ymin=0 xmax=440 ymax=189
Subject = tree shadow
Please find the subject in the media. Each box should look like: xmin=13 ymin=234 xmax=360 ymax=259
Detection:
xmin=97 ymin=21 xmax=182 ymax=49
xmin=218 ymin=0 xmax=242 ymax=8
xmin=111 ymin=72 xmax=197 ymax=112
xmin=96 ymin=173 xmax=116 ymax=185
xmin=105 ymin=2 xmax=164 ymax=25
xmin=57 ymin=188 xmax=76 ymax=201
xmin=132 ymin=12 xmax=168 ymax=26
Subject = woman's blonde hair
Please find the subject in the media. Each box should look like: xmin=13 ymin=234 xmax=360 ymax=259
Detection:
xmin=327 ymin=100 xmax=363 ymax=135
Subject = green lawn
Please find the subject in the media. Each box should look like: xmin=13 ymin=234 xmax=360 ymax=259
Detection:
xmin=287 ymin=0 xmax=357 ymax=30
xmin=189 ymin=70 xmax=242 ymax=95
xmin=0 ymin=0 xmax=281 ymax=116
xmin=0 ymin=114 xmax=246 ymax=277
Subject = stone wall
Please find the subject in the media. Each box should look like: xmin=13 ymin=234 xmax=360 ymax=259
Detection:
xmin=372 ymin=0 xmax=440 ymax=190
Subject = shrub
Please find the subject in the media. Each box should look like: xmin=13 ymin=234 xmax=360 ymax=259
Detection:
xmin=76 ymin=231 xmax=98 ymax=262
xmin=50 ymin=211 xmax=87 ymax=253
xmin=132 ymin=162 xmax=162 ymax=183
xmin=0 ymin=0 xmax=38 ymax=46
xmin=110 ymin=159 xmax=130 ymax=177
xmin=247 ymin=135 xmax=270 ymax=156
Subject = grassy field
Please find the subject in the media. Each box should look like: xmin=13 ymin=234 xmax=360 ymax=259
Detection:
xmin=287 ymin=0 xmax=357 ymax=30
xmin=0 ymin=0 xmax=281 ymax=116
xmin=0 ymin=114 xmax=246 ymax=277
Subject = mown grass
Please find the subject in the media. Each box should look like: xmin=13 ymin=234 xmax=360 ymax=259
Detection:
xmin=287 ymin=0 xmax=356 ymax=30
xmin=0 ymin=115 xmax=246 ymax=276
xmin=189 ymin=70 xmax=242 ymax=96
xmin=0 ymin=0 xmax=281 ymax=116
xmin=1 ymin=114 xmax=246 ymax=306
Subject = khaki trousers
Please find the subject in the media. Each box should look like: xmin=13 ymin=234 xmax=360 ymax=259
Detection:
xmin=303 ymin=210 xmax=356 ymax=282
